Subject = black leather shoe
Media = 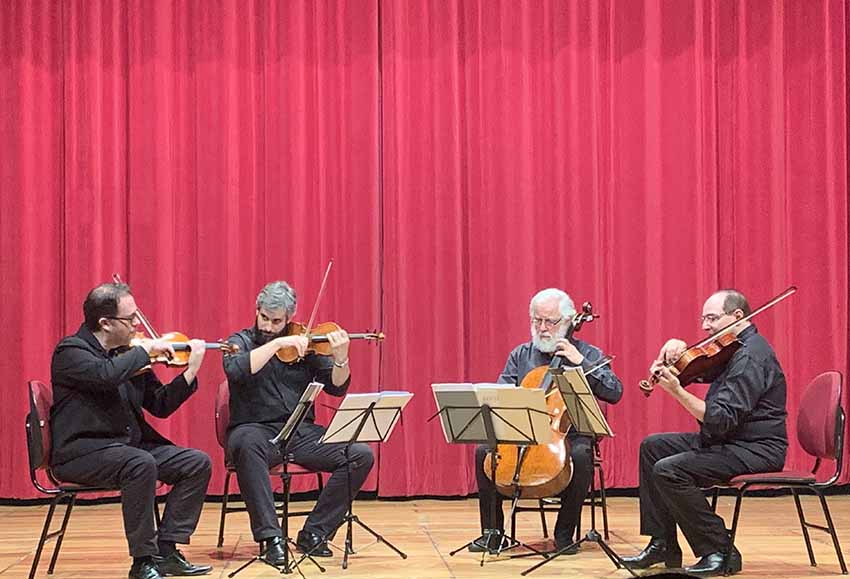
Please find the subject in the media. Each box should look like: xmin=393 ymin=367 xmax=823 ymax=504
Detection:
xmin=685 ymin=547 xmax=742 ymax=577
xmin=467 ymin=532 xmax=512 ymax=553
xmin=296 ymin=530 xmax=333 ymax=557
xmin=260 ymin=537 xmax=287 ymax=567
xmin=621 ymin=538 xmax=683 ymax=569
xmin=152 ymin=551 xmax=212 ymax=576
xmin=129 ymin=558 xmax=163 ymax=579
xmin=553 ymin=534 xmax=580 ymax=555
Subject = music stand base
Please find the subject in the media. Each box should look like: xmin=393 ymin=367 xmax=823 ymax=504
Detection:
xmin=450 ymin=528 xmax=547 ymax=566
xmin=228 ymin=539 xmax=326 ymax=578
xmin=326 ymin=513 xmax=407 ymax=570
xmin=521 ymin=529 xmax=637 ymax=577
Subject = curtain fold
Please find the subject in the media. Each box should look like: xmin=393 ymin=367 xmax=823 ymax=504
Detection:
xmin=0 ymin=0 xmax=846 ymax=498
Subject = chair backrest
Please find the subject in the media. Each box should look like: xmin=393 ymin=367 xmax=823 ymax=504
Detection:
xmin=796 ymin=371 xmax=844 ymax=480
xmin=214 ymin=380 xmax=230 ymax=449
xmin=26 ymin=380 xmax=53 ymax=489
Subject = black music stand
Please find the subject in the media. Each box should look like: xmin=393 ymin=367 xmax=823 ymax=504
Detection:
xmin=430 ymin=384 xmax=551 ymax=566
xmin=311 ymin=392 xmax=411 ymax=570
xmin=521 ymin=366 xmax=636 ymax=577
xmin=228 ymin=383 xmax=325 ymax=578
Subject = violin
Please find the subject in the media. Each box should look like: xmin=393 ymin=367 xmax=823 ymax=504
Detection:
xmin=272 ymin=260 xmax=384 ymax=364
xmin=484 ymin=302 xmax=598 ymax=499
xmin=275 ymin=321 xmax=385 ymax=363
xmin=113 ymin=273 xmax=239 ymax=367
xmin=131 ymin=332 xmax=239 ymax=367
xmin=639 ymin=286 xmax=797 ymax=397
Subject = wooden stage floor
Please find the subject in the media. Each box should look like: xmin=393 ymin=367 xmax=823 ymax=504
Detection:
xmin=2 ymin=495 xmax=848 ymax=579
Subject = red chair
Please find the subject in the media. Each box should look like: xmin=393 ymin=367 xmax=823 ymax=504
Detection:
xmin=712 ymin=371 xmax=847 ymax=574
xmin=25 ymin=380 xmax=162 ymax=579
xmin=214 ymin=381 xmax=323 ymax=549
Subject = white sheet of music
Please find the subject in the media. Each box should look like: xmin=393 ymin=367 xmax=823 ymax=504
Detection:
xmin=431 ymin=383 xmax=549 ymax=444
xmin=320 ymin=391 xmax=413 ymax=444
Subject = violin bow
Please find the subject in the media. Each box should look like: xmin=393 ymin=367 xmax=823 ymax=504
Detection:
xmin=112 ymin=273 xmax=161 ymax=339
xmin=690 ymin=285 xmax=797 ymax=350
xmin=303 ymin=259 xmax=334 ymax=338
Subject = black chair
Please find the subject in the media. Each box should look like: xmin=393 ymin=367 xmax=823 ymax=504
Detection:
xmin=25 ymin=380 xmax=162 ymax=579
xmin=510 ymin=436 xmax=609 ymax=543
xmin=214 ymin=381 xmax=324 ymax=550
xmin=710 ymin=371 xmax=847 ymax=574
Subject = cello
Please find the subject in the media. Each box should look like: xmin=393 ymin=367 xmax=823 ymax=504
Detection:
xmin=483 ymin=303 xmax=598 ymax=499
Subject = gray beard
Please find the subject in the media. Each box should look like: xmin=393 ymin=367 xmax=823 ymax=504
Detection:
xmin=531 ymin=324 xmax=568 ymax=353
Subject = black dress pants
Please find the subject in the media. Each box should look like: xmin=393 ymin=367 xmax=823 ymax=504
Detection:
xmin=52 ymin=444 xmax=212 ymax=558
xmin=637 ymin=432 xmax=778 ymax=557
xmin=227 ymin=422 xmax=375 ymax=542
xmin=475 ymin=435 xmax=594 ymax=543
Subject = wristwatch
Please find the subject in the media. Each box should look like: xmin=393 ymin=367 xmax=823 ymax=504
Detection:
xmin=333 ymin=358 xmax=350 ymax=368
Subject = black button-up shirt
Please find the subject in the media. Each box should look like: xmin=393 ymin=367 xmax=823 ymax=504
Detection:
xmin=222 ymin=326 xmax=351 ymax=429
xmin=699 ymin=324 xmax=788 ymax=468
xmin=497 ymin=338 xmax=623 ymax=405
xmin=50 ymin=325 xmax=198 ymax=466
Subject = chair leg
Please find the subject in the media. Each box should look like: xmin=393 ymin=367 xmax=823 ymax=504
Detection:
xmin=720 ymin=489 xmax=745 ymax=577
xmin=154 ymin=498 xmax=162 ymax=530
xmin=791 ymin=489 xmax=817 ymax=567
xmin=29 ymin=493 xmax=64 ymax=579
xmin=538 ymin=499 xmax=548 ymax=539
xmin=217 ymin=471 xmax=232 ymax=549
xmin=816 ymin=489 xmax=848 ymax=574
xmin=47 ymin=492 xmax=77 ymax=575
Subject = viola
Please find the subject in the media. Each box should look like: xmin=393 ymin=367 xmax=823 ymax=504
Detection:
xmin=275 ymin=321 xmax=385 ymax=363
xmin=639 ymin=286 xmax=797 ymax=397
xmin=483 ymin=302 xmax=597 ymax=499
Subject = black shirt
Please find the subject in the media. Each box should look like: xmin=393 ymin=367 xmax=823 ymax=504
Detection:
xmin=699 ymin=324 xmax=788 ymax=468
xmin=50 ymin=325 xmax=198 ymax=466
xmin=222 ymin=326 xmax=351 ymax=429
xmin=497 ymin=338 xmax=623 ymax=405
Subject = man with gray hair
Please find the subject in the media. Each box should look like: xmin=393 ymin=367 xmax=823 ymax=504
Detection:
xmin=472 ymin=288 xmax=623 ymax=554
xmin=223 ymin=281 xmax=373 ymax=564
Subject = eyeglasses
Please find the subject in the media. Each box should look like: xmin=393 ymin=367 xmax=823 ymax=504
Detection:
xmin=107 ymin=312 xmax=139 ymax=325
xmin=531 ymin=316 xmax=563 ymax=329
xmin=700 ymin=313 xmax=725 ymax=324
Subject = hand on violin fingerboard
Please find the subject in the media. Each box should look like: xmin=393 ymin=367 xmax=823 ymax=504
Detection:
xmin=658 ymin=339 xmax=687 ymax=364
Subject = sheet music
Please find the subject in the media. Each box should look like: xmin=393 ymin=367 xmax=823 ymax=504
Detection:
xmin=431 ymin=383 xmax=549 ymax=444
xmin=474 ymin=384 xmax=549 ymax=444
xmin=555 ymin=367 xmax=613 ymax=437
xmin=432 ymin=383 xmax=483 ymax=442
xmin=320 ymin=391 xmax=413 ymax=444
xmin=272 ymin=382 xmax=324 ymax=445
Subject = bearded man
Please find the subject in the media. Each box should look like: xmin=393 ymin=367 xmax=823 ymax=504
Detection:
xmin=222 ymin=281 xmax=373 ymax=563
xmin=470 ymin=288 xmax=622 ymax=554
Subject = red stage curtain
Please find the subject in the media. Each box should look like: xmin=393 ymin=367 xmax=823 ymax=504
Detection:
xmin=1 ymin=0 xmax=847 ymax=499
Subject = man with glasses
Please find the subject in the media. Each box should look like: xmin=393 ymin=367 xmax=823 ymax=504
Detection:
xmin=471 ymin=288 xmax=622 ymax=554
xmin=50 ymin=283 xmax=213 ymax=579
xmin=621 ymin=289 xmax=788 ymax=577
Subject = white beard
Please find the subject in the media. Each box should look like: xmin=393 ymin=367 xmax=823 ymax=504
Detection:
xmin=531 ymin=324 xmax=568 ymax=353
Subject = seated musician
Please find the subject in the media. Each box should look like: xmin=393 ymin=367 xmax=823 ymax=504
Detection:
xmin=50 ymin=283 xmax=213 ymax=579
xmin=472 ymin=288 xmax=623 ymax=553
xmin=621 ymin=289 xmax=788 ymax=577
xmin=222 ymin=281 xmax=373 ymax=562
